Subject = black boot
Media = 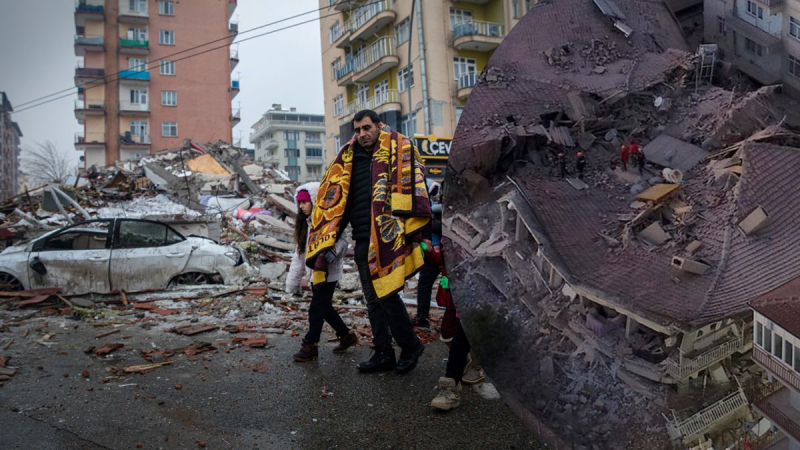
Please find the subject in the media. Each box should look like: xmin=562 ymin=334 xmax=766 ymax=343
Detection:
xmin=293 ymin=339 xmax=318 ymax=362
xmin=395 ymin=343 xmax=425 ymax=374
xmin=357 ymin=346 xmax=396 ymax=373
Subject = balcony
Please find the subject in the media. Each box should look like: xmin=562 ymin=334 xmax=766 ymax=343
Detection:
xmin=74 ymin=35 xmax=104 ymax=56
xmin=342 ymin=89 xmax=401 ymax=119
xmin=120 ymin=133 xmax=151 ymax=147
xmin=753 ymin=386 xmax=800 ymax=444
xmin=453 ymin=20 xmax=504 ymax=52
xmin=727 ymin=10 xmax=783 ymax=51
xmin=231 ymin=108 xmax=241 ymax=126
xmin=666 ymin=388 xmax=749 ymax=441
xmin=333 ymin=59 xmax=357 ymax=86
xmin=119 ymin=69 xmax=150 ymax=83
xmin=350 ymin=0 xmax=396 ymax=43
xmin=119 ymin=100 xmax=150 ymax=116
xmin=230 ymin=79 xmax=240 ymax=99
xmin=74 ymin=99 xmax=105 ymax=121
xmin=75 ymin=0 xmax=104 ymax=27
xmin=229 ymin=22 xmax=239 ymax=38
xmin=228 ymin=0 xmax=237 ymax=19
xmin=330 ymin=18 xmax=353 ymax=49
xmin=75 ymin=131 xmax=106 ymax=148
xmin=665 ymin=334 xmax=745 ymax=381
xmin=119 ymin=38 xmax=149 ymax=55
xmin=230 ymin=47 xmax=239 ymax=71
xmin=730 ymin=53 xmax=783 ymax=85
xmin=119 ymin=1 xmax=148 ymax=24
xmin=353 ymin=37 xmax=399 ymax=83
xmin=754 ymin=346 xmax=800 ymax=393
xmin=74 ymin=66 xmax=104 ymax=88
xmin=457 ymin=73 xmax=479 ymax=100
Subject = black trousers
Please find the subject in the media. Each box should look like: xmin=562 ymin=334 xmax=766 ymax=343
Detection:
xmin=304 ymin=281 xmax=349 ymax=344
xmin=445 ymin=319 xmax=471 ymax=384
xmin=415 ymin=262 xmax=441 ymax=319
xmin=354 ymin=240 xmax=420 ymax=352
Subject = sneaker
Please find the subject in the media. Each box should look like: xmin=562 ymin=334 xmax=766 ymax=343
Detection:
xmin=430 ymin=377 xmax=462 ymax=411
xmin=395 ymin=343 xmax=425 ymax=374
xmin=293 ymin=340 xmax=318 ymax=362
xmin=462 ymin=365 xmax=486 ymax=385
xmin=411 ymin=316 xmax=430 ymax=329
xmin=333 ymin=330 xmax=358 ymax=354
xmin=357 ymin=347 xmax=396 ymax=373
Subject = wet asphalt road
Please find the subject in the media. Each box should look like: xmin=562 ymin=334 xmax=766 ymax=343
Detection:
xmin=0 ymin=317 xmax=542 ymax=449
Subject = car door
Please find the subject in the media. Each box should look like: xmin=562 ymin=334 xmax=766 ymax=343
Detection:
xmin=109 ymin=219 xmax=193 ymax=292
xmin=28 ymin=220 xmax=113 ymax=294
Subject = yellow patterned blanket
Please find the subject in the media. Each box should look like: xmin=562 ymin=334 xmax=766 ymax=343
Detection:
xmin=306 ymin=129 xmax=431 ymax=299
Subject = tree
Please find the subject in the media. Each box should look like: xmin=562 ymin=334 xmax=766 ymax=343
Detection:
xmin=21 ymin=141 xmax=73 ymax=187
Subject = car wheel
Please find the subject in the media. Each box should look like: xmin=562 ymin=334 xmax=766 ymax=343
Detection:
xmin=0 ymin=272 xmax=23 ymax=291
xmin=170 ymin=272 xmax=212 ymax=287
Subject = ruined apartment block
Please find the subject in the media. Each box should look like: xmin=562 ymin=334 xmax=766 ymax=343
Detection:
xmin=442 ymin=0 xmax=800 ymax=447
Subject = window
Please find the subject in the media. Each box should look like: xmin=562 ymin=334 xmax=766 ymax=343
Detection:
xmin=401 ymin=113 xmax=417 ymax=137
xmin=130 ymin=120 xmax=147 ymax=136
xmin=159 ymin=1 xmax=174 ymax=15
xmin=775 ymin=334 xmax=784 ymax=359
xmin=334 ymin=135 xmax=341 ymax=151
xmin=375 ymin=79 xmax=389 ymax=105
xmin=285 ymin=149 xmax=300 ymax=158
xmin=307 ymin=165 xmax=322 ymax=179
xmin=159 ymin=30 xmax=175 ymax=45
xmin=792 ymin=17 xmax=800 ymax=40
xmin=357 ymin=83 xmax=370 ymax=106
xmin=333 ymin=95 xmax=344 ymax=117
xmin=329 ymin=21 xmax=340 ymax=43
xmin=128 ymin=27 xmax=147 ymax=41
xmin=159 ymin=60 xmax=175 ymax=75
xmin=398 ymin=65 xmax=414 ymax=92
xmin=306 ymin=148 xmax=323 ymax=158
xmin=453 ymin=57 xmax=477 ymax=81
xmin=162 ymin=122 xmax=178 ymax=137
xmin=285 ymin=166 xmax=301 ymax=181
xmin=717 ymin=17 xmax=727 ymax=36
xmin=756 ymin=321 xmax=763 ymax=346
xmin=129 ymin=89 xmax=147 ymax=105
xmin=764 ymin=327 xmax=773 ymax=353
xmin=43 ymin=224 xmax=110 ymax=251
xmin=456 ymin=106 xmax=464 ymax=125
xmin=790 ymin=55 xmax=800 ymax=78
xmin=395 ymin=18 xmax=411 ymax=46
xmin=161 ymin=91 xmax=177 ymax=106
xmin=306 ymin=132 xmax=321 ymax=141
xmin=129 ymin=58 xmax=147 ymax=72
xmin=512 ymin=0 xmax=521 ymax=18
xmin=129 ymin=0 xmax=146 ymax=13
xmin=449 ymin=8 xmax=473 ymax=31
xmin=785 ymin=339 xmax=793 ymax=366
xmin=744 ymin=38 xmax=764 ymax=57
xmin=525 ymin=0 xmax=536 ymax=12
xmin=284 ymin=131 xmax=300 ymax=142
xmin=117 ymin=221 xmax=184 ymax=249
xmin=795 ymin=344 xmax=800 ymax=372
xmin=331 ymin=57 xmax=341 ymax=80
xmin=746 ymin=1 xmax=763 ymax=19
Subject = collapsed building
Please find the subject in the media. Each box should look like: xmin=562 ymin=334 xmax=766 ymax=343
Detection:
xmin=443 ymin=0 xmax=800 ymax=448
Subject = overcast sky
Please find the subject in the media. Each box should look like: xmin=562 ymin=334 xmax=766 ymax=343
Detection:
xmin=0 ymin=0 xmax=324 ymax=168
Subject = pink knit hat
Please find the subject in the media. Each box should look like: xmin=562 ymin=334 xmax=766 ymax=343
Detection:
xmin=296 ymin=190 xmax=312 ymax=204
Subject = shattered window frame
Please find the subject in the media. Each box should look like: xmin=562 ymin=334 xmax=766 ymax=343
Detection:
xmin=162 ymin=121 xmax=178 ymax=137
xmin=790 ymin=55 xmax=800 ymax=78
xmin=158 ymin=1 xmax=174 ymax=16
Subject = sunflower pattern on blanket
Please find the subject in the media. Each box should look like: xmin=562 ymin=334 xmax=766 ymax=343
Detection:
xmin=305 ymin=128 xmax=431 ymax=300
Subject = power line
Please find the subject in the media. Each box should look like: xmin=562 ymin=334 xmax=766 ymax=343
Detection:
xmin=14 ymin=1 xmax=378 ymax=111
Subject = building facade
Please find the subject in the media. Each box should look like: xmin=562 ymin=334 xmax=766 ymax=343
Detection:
xmin=0 ymin=93 xmax=23 ymax=201
xmin=704 ymin=0 xmax=800 ymax=94
xmin=74 ymin=0 xmax=239 ymax=168
xmin=249 ymin=106 xmax=326 ymax=183
xmin=318 ymin=0 xmax=533 ymax=164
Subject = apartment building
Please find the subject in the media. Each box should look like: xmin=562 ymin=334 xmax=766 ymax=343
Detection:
xmin=751 ymin=291 xmax=800 ymax=450
xmin=704 ymin=0 xmax=800 ymax=95
xmin=0 ymin=92 xmax=23 ymax=201
xmin=249 ymin=106 xmax=326 ymax=183
xmin=318 ymin=0 xmax=535 ymax=167
xmin=74 ymin=0 xmax=239 ymax=168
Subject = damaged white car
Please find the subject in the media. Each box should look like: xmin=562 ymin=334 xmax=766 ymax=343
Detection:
xmin=0 ymin=218 xmax=249 ymax=294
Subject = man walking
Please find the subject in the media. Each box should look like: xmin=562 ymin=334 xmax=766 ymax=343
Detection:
xmin=306 ymin=110 xmax=431 ymax=375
